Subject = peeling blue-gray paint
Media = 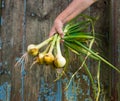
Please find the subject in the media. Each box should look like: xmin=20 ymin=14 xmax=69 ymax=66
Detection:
xmin=22 ymin=0 xmax=27 ymax=52
xmin=2 ymin=0 xmax=5 ymax=8
xmin=37 ymin=74 xmax=91 ymax=101
xmin=21 ymin=61 xmax=26 ymax=101
xmin=0 ymin=62 xmax=2 ymax=67
xmin=15 ymin=57 xmax=26 ymax=101
xmin=56 ymin=80 xmax=62 ymax=101
xmin=38 ymin=77 xmax=55 ymax=101
xmin=63 ymin=72 xmax=91 ymax=101
xmin=65 ymin=78 xmax=77 ymax=101
xmin=0 ymin=17 xmax=4 ymax=26
xmin=0 ymin=38 xmax=2 ymax=49
xmin=0 ymin=82 xmax=11 ymax=101
xmin=19 ymin=0 xmax=27 ymax=100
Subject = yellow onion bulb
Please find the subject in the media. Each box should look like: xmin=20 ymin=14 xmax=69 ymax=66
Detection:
xmin=27 ymin=44 xmax=39 ymax=56
xmin=27 ymin=37 xmax=54 ymax=56
xmin=37 ymin=53 xmax=45 ymax=64
xmin=43 ymin=53 xmax=54 ymax=65
xmin=54 ymin=54 xmax=66 ymax=68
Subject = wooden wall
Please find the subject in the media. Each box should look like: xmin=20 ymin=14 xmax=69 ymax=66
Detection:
xmin=110 ymin=0 xmax=120 ymax=100
xmin=0 ymin=0 xmax=120 ymax=101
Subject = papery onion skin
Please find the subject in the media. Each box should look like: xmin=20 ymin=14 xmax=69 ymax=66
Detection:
xmin=27 ymin=44 xmax=39 ymax=56
xmin=27 ymin=37 xmax=54 ymax=56
xmin=43 ymin=53 xmax=54 ymax=65
xmin=54 ymin=35 xmax=66 ymax=68
xmin=54 ymin=55 xmax=66 ymax=68
xmin=37 ymin=53 xmax=45 ymax=64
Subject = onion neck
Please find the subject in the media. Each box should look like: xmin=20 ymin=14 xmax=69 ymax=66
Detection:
xmin=48 ymin=34 xmax=58 ymax=54
xmin=56 ymin=35 xmax=62 ymax=57
xmin=36 ymin=36 xmax=53 ymax=49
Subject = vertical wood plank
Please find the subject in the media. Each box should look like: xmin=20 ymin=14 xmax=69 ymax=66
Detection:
xmin=90 ymin=0 xmax=112 ymax=100
xmin=110 ymin=0 xmax=120 ymax=100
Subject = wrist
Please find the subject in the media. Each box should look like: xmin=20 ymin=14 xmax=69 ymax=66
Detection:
xmin=55 ymin=12 xmax=69 ymax=24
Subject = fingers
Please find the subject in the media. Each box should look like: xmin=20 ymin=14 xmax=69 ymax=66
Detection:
xmin=49 ymin=26 xmax=64 ymax=38
xmin=49 ymin=19 xmax=65 ymax=37
xmin=55 ymin=27 xmax=64 ymax=38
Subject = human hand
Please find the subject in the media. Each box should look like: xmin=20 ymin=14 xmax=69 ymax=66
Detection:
xmin=49 ymin=19 xmax=64 ymax=38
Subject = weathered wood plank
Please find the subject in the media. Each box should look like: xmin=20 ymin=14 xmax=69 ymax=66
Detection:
xmin=110 ymin=0 xmax=120 ymax=100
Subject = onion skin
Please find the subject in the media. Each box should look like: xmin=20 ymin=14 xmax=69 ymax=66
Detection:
xmin=43 ymin=53 xmax=54 ymax=65
xmin=37 ymin=53 xmax=45 ymax=64
xmin=54 ymin=54 xmax=66 ymax=68
xmin=54 ymin=35 xmax=66 ymax=68
xmin=27 ymin=44 xmax=39 ymax=56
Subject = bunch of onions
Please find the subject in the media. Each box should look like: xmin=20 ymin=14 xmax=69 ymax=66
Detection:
xmin=30 ymin=43 xmax=52 ymax=69
xmin=29 ymin=34 xmax=67 ymax=70
xmin=54 ymin=35 xmax=66 ymax=68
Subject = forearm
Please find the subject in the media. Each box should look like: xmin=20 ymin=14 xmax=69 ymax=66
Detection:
xmin=49 ymin=0 xmax=97 ymax=37
xmin=56 ymin=0 xmax=97 ymax=24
